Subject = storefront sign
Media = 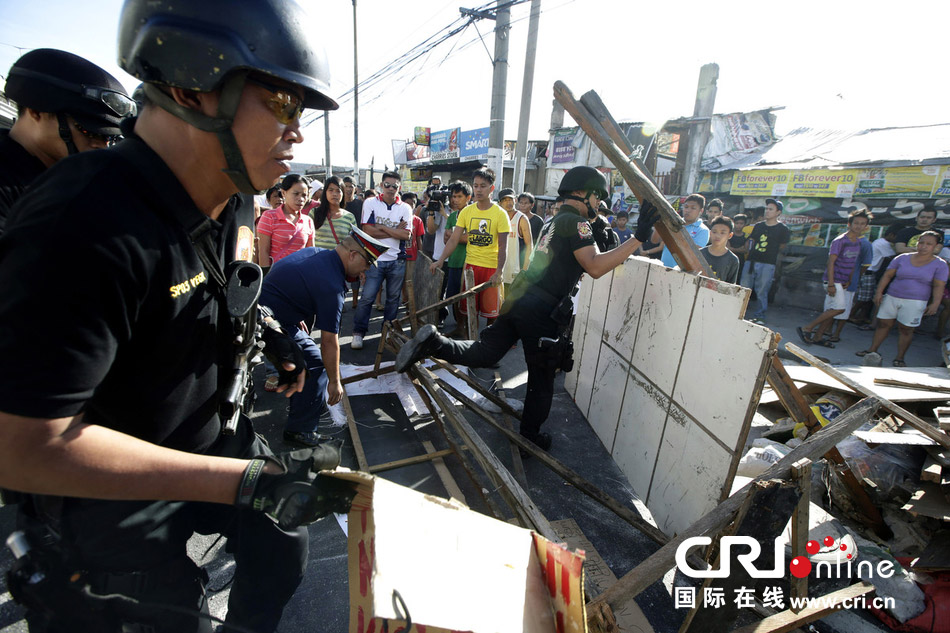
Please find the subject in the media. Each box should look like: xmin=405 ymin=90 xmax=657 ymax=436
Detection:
xmin=854 ymin=165 xmax=940 ymax=199
xmin=788 ymin=169 xmax=858 ymax=198
xmin=460 ymin=127 xmax=489 ymax=160
xmin=430 ymin=128 xmax=460 ymax=162
xmin=730 ymin=170 xmax=789 ymax=196
xmin=551 ymin=129 xmax=577 ymax=165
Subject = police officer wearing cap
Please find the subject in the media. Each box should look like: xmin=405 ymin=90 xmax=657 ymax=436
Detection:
xmin=396 ymin=166 xmax=660 ymax=449
xmin=260 ymin=228 xmax=388 ymax=447
xmin=0 ymin=1 xmax=355 ymax=631
xmin=0 ymin=48 xmax=134 ymax=234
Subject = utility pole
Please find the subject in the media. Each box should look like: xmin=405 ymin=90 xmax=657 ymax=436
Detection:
xmin=352 ymin=0 xmax=359 ymax=184
xmin=682 ymin=63 xmax=718 ymax=194
xmin=487 ymin=4 xmax=510 ymax=185
xmin=512 ymin=0 xmax=541 ymax=195
xmin=324 ymin=112 xmax=332 ymax=179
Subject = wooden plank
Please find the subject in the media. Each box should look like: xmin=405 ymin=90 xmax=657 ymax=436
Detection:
xmin=494 ymin=371 xmax=528 ymax=489
xmin=874 ymin=378 xmax=950 ymax=393
xmin=551 ymin=519 xmax=656 ymax=633
xmin=405 ymin=277 xmax=419 ymax=334
xmin=786 ymin=343 xmax=950 ymax=450
xmin=434 ymin=376 xmax=677 ymax=550
xmin=911 ymin=531 xmax=950 ymax=571
xmin=406 ymin=374 xmax=504 ymax=521
xmin=782 ymin=364 xmax=950 ymax=402
xmin=767 ymin=357 xmax=821 ymax=432
xmin=921 ymin=455 xmax=943 ymax=484
xmin=411 ymin=364 xmax=555 ymax=536
xmin=341 ymin=389 xmax=370 ymax=471
xmin=372 ymin=320 xmax=389 ymax=375
xmin=935 ymin=407 xmax=950 ymax=432
xmin=790 ymin=459 xmax=812 ymax=610
xmin=585 ymin=397 xmax=880 ymax=624
xmin=421 ymin=440 xmax=467 ymax=505
xmin=730 ymin=582 xmax=876 ymax=633
xmin=902 ymin=483 xmax=950 ymax=521
xmin=683 ymin=481 xmax=802 ymax=633
xmin=853 ymin=431 xmax=937 ymax=446
xmin=396 ymin=280 xmax=490 ymax=327
xmin=366 ymin=448 xmax=454 ymax=474
xmin=464 ymin=267 xmax=478 ymax=340
xmin=553 ymin=81 xmax=710 ymax=274
xmin=341 ymin=363 xmax=396 ymax=385
xmin=426 ymin=356 xmax=523 ymax=421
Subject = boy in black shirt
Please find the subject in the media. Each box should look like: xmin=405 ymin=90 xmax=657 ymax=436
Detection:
xmin=741 ymin=199 xmax=791 ymax=323
xmin=701 ymin=216 xmax=740 ymax=284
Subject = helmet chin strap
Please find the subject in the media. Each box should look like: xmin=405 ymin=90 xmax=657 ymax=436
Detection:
xmin=56 ymin=113 xmax=80 ymax=156
xmin=563 ymin=192 xmax=597 ymax=218
xmin=143 ymin=74 xmax=263 ymax=195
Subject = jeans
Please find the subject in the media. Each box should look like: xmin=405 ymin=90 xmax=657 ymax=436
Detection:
xmin=741 ymin=261 xmax=776 ymax=319
xmin=285 ymin=328 xmax=329 ymax=433
xmin=429 ymin=294 xmax=561 ymax=438
xmin=353 ymin=259 xmax=405 ymax=335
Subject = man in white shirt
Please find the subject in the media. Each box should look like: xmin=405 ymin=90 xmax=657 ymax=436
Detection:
xmin=352 ymin=170 xmax=413 ymax=349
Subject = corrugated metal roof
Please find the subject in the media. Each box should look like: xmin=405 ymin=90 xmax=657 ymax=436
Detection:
xmin=708 ymin=123 xmax=950 ymax=172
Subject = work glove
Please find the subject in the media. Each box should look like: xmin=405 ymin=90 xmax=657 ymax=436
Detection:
xmin=590 ymin=215 xmax=618 ymax=251
xmin=634 ymin=199 xmax=661 ymax=243
xmin=236 ymin=445 xmax=358 ymax=529
xmin=261 ymin=319 xmax=307 ymax=387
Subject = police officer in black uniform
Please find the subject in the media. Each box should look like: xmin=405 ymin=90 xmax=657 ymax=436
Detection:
xmin=0 ymin=49 xmax=133 ymax=234
xmin=396 ymin=166 xmax=660 ymax=449
xmin=0 ymin=1 xmax=355 ymax=632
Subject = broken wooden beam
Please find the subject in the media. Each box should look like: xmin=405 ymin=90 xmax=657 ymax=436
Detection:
xmin=396 ymin=280 xmax=492 ymax=327
xmin=494 ymin=371 xmax=528 ymax=489
xmin=366 ymin=448 xmax=455 ymax=474
xmin=553 ymin=80 xmax=710 ymax=274
xmin=786 ymin=343 xmax=950 ymax=449
xmin=790 ymin=459 xmax=812 ymax=610
xmin=410 ymin=363 xmax=556 ymax=536
xmin=874 ymin=378 xmax=950 ymax=393
xmin=464 ymin=267 xmax=478 ymax=339
xmin=434 ymin=376 xmax=675 ymax=549
xmin=731 ymin=582 xmax=875 ymax=633
xmin=341 ymin=389 xmax=370 ymax=472
xmin=768 ymin=356 xmax=890 ymax=538
xmin=585 ymin=397 xmax=881 ymax=628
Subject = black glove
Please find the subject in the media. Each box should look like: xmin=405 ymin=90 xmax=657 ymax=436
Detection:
xmin=236 ymin=445 xmax=357 ymax=529
xmin=261 ymin=319 xmax=307 ymax=387
xmin=590 ymin=215 xmax=618 ymax=252
xmin=634 ymin=199 xmax=660 ymax=243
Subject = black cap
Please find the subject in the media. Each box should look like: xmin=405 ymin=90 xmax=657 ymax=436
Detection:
xmin=765 ymin=198 xmax=784 ymax=212
xmin=497 ymin=188 xmax=515 ymax=200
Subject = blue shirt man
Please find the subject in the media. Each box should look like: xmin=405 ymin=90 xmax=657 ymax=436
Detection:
xmin=660 ymin=194 xmax=710 ymax=268
xmin=260 ymin=229 xmax=387 ymax=446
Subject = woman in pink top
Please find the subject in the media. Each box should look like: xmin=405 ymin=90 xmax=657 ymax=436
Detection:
xmin=256 ymin=174 xmax=315 ymax=267
xmin=857 ymin=231 xmax=947 ymax=366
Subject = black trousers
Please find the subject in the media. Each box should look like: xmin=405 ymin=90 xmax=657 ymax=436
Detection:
xmin=19 ymin=422 xmax=308 ymax=633
xmin=430 ymin=294 xmax=562 ymax=438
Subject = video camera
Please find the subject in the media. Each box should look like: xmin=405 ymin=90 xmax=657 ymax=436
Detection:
xmin=425 ymin=184 xmax=450 ymax=212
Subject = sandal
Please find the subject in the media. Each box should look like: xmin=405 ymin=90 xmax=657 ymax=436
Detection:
xmin=855 ymin=350 xmax=871 ymax=357
xmin=827 ymin=336 xmax=841 ymax=343
xmin=893 ymin=359 xmax=906 ymax=367
xmin=796 ymin=327 xmax=813 ymax=344
xmin=812 ymin=339 xmax=835 ymax=348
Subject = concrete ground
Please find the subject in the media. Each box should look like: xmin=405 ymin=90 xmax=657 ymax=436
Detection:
xmin=1 ymin=289 xmax=937 ymax=633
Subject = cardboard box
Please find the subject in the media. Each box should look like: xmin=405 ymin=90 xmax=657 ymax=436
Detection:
xmin=337 ymin=471 xmax=587 ymax=633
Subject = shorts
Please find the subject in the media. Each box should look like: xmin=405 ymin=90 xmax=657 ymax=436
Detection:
xmin=823 ymin=282 xmax=855 ymax=320
xmin=460 ymin=264 xmax=502 ymax=318
xmin=877 ymin=294 xmax=927 ymax=327
xmin=855 ymin=271 xmax=876 ymax=302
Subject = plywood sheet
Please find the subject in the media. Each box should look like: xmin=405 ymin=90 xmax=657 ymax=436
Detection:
xmin=572 ymin=256 xmax=774 ymax=536
xmin=782 ymin=365 xmax=950 ymax=402
xmin=410 ymin=254 xmax=445 ymax=326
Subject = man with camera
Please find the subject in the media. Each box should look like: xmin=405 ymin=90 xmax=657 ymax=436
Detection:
xmin=400 ymin=166 xmax=659 ymax=449
xmin=0 ymin=1 xmax=356 ymax=631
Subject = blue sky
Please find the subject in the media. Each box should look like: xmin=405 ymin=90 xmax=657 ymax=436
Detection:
xmin=2 ymin=0 xmax=947 ymax=170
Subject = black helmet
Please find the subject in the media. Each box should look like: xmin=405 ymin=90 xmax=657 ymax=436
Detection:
xmin=117 ymin=0 xmax=337 ymax=111
xmin=5 ymin=48 xmax=133 ymax=136
xmin=116 ymin=0 xmax=337 ymax=194
xmin=557 ymin=166 xmax=609 ymax=200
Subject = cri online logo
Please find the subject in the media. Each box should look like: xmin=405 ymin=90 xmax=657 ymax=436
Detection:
xmin=676 ymin=533 xmax=894 ymax=580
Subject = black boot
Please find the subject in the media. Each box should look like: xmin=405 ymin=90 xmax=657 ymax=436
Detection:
xmin=395 ymin=324 xmax=442 ymax=372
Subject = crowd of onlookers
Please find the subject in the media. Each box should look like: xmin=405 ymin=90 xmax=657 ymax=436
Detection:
xmin=251 ymin=175 xmax=949 ymax=368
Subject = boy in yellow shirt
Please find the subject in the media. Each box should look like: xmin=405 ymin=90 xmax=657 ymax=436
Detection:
xmin=432 ymin=166 xmax=510 ymax=329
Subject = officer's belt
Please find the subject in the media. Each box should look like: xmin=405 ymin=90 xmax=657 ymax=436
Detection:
xmin=521 ymin=283 xmax=564 ymax=309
